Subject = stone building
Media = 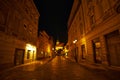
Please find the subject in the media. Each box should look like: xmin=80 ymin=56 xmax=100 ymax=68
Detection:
xmin=37 ymin=31 xmax=54 ymax=59
xmin=67 ymin=0 xmax=120 ymax=67
xmin=55 ymin=40 xmax=64 ymax=56
xmin=0 ymin=0 xmax=39 ymax=66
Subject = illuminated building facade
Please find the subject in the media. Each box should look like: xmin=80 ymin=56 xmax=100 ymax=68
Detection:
xmin=0 ymin=0 xmax=39 ymax=66
xmin=67 ymin=0 xmax=120 ymax=67
xmin=37 ymin=31 xmax=54 ymax=59
xmin=55 ymin=40 xmax=64 ymax=50
xmin=55 ymin=40 xmax=64 ymax=55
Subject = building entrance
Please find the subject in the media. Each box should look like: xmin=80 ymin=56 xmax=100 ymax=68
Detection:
xmin=81 ymin=45 xmax=86 ymax=59
xmin=105 ymin=30 xmax=120 ymax=66
xmin=14 ymin=48 xmax=25 ymax=65
xmin=92 ymin=38 xmax=102 ymax=63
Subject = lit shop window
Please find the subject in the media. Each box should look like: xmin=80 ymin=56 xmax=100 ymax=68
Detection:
xmin=26 ymin=44 xmax=36 ymax=59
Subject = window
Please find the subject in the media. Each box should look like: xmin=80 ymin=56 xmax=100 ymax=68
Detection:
xmin=24 ymin=24 xmax=27 ymax=29
xmin=90 ymin=15 xmax=95 ymax=24
xmin=27 ymin=50 xmax=31 ymax=59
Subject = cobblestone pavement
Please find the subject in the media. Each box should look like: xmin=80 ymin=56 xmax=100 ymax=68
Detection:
xmin=0 ymin=56 xmax=120 ymax=80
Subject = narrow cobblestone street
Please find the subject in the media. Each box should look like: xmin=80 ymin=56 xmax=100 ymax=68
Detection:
xmin=0 ymin=56 xmax=120 ymax=80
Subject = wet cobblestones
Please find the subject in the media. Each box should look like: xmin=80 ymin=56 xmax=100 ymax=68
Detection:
xmin=0 ymin=56 xmax=120 ymax=80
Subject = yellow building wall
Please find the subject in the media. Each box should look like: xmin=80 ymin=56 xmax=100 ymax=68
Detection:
xmin=67 ymin=0 xmax=120 ymax=66
xmin=0 ymin=0 xmax=39 ymax=65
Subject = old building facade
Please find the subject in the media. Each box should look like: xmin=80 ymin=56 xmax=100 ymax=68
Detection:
xmin=0 ymin=0 xmax=39 ymax=66
xmin=67 ymin=0 xmax=120 ymax=67
xmin=37 ymin=31 xmax=54 ymax=59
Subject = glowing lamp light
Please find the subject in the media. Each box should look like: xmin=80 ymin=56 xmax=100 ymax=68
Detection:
xmin=73 ymin=39 xmax=77 ymax=43
xmin=55 ymin=46 xmax=63 ymax=50
xmin=65 ymin=53 xmax=68 ymax=56
xmin=26 ymin=44 xmax=36 ymax=51
xmin=47 ymin=45 xmax=50 ymax=53
xmin=52 ymin=48 xmax=54 ymax=50
xmin=25 ymin=43 xmax=36 ymax=59
xmin=41 ymin=51 xmax=43 ymax=54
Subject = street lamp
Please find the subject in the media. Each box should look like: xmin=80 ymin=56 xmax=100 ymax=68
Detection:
xmin=73 ymin=39 xmax=78 ymax=62
xmin=73 ymin=39 xmax=77 ymax=44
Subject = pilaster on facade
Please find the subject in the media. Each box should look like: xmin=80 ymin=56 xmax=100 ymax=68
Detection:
xmin=67 ymin=0 xmax=120 ymax=67
xmin=0 ymin=0 xmax=40 ymax=66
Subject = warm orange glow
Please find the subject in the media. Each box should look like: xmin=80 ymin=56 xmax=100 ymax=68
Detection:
xmin=81 ymin=37 xmax=86 ymax=43
xmin=64 ymin=47 xmax=68 ymax=53
xmin=52 ymin=48 xmax=54 ymax=50
xmin=56 ymin=46 xmax=63 ymax=50
xmin=47 ymin=45 xmax=50 ymax=53
xmin=25 ymin=43 xmax=36 ymax=60
xmin=73 ymin=39 xmax=77 ymax=43
xmin=95 ymin=42 xmax=101 ymax=47
xmin=26 ymin=44 xmax=36 ymax=51
xmin=55 ymin=41 xmax=64 ymax=50
xmin=56 ymin=40 xmax=60 ymax=45
xmin=65 ymin=53 xmax=68 ymax=56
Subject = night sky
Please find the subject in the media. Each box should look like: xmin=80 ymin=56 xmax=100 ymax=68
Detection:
xmin=33 ymin=0 xmax=73 ymax=43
